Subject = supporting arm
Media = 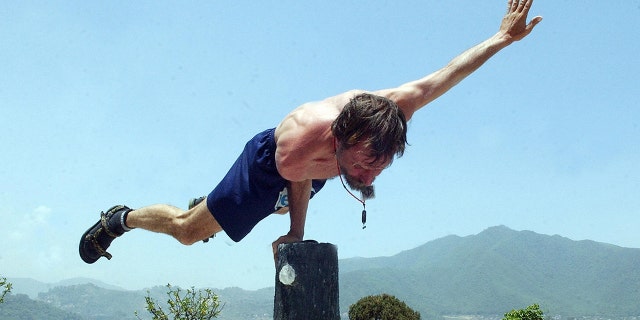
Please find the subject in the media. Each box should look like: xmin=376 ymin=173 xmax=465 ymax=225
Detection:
xmin=271 ymin=179 xmax=313 ymax=262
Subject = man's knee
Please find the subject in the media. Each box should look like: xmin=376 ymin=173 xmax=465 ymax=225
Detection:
xmin=174 ymin=222 xmax=202 ymax=245
xmin=173 ymin=207 xmax=218 ymax=245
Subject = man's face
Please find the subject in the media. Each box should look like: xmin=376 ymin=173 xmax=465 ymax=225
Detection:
xmin=336 ymin=143 xmax=391 ymax=199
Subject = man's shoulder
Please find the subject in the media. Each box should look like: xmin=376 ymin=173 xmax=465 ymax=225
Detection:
xmin=278 ymin=89 xmax=372 ymax=138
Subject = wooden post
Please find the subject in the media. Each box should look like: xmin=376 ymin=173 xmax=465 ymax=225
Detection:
xmin=274 ymin=241 xmax=339 ymax=320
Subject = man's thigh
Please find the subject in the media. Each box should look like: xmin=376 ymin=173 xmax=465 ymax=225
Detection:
xmin=185 ymin=198 xmax=223 ymax=239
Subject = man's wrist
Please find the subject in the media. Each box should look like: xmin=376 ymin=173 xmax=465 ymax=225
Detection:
xmin=492 ymin=31 xmax=515 ymax=47
xmin=287 ymin=230 xmax=304 ymax=241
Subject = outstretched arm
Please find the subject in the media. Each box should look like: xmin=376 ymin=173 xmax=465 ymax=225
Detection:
xmin=378 ymin=0 xmax=543 ymax=120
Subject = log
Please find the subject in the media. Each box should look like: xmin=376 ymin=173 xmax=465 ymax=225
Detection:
xmin=274 ymin=241 xmax=339 ymax=320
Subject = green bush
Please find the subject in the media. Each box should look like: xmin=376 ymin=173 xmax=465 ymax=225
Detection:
xmin=349 ymin=293 xmax=420 ymax=320
xmin=136 ymin=284 xmax=222 ymax=320
xmin=503 ymin=303 xmax=544 ymax=320
xmin=0 ymin=276 xmax=12 ymax=303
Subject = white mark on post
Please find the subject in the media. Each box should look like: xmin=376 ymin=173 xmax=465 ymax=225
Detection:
xmin=279 ymin=263 xmax=296 ymax=285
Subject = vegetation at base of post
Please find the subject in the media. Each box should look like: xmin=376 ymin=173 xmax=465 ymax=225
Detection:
xmin=135 ymin=283 xmax=223 ymax=320
xmin=503 ymin=304 xmax=545 ymax=320
xmin=348 ymin=293 xmax=421 ymax=320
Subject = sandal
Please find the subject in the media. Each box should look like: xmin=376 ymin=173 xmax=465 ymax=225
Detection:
xmin=79 ymin=205 xmax=133 ymax=264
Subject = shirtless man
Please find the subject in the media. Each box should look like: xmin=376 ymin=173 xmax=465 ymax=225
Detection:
xmin=79 ymin=0 xmax=542 ymax=264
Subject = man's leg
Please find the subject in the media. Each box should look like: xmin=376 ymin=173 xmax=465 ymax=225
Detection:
xmin=188 ymin=196 xmax=216 ymax=242
xmin=79 ymin=198 xmax=222 ymax=264
xmin=126 ymin=199 xmax=221 ymax=245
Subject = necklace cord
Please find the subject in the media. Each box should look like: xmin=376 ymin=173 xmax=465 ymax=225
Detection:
xmin=334 ymin=138 xmax=367 ymax=229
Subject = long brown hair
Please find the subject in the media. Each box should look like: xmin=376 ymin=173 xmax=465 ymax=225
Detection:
xmin=331 ymin=93 xmax=408 ymax=164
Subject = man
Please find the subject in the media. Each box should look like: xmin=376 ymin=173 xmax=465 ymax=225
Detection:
xmin=79 ymin=0 xmax=542 ymax=264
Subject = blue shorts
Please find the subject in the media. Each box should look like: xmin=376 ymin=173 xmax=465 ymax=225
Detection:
xmin=206 ymin=128 xmax=326 ymax=242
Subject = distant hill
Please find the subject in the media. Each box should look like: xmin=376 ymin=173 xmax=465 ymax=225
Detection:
xmin=38 ymin=283 xmax=148 ymax=319
xmin=5 ymin=226 xmax=640 ymax=319
xmin=4 ymin=283 xmax=274 ymax=320
xmin=0 ymin=293 xmax=83 ymax=320
xmin=7 ymin=277 xmax=125 ymax=299
xmin=339 ymin=225 xmax=640 ymax=317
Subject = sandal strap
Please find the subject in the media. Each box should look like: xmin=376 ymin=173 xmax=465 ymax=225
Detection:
xmin=100 ymin=210 xmax=120 ymax=238
xmin=86 ymin=228 xmax=112 ymax=260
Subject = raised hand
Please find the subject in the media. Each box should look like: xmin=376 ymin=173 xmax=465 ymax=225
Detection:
xmin=500 ymin=0 xmax=543 ymax=42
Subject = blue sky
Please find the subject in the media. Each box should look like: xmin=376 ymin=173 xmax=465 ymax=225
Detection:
xmin=1 ymin=1 xmax=638 ymax=291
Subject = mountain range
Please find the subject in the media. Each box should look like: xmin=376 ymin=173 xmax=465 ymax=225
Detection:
xmin=339 ymin=225 xmax=640 ymax=317
xmin=3 ymin=226 xmax=640 ymax=319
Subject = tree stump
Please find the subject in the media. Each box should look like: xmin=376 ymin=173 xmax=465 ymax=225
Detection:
xmin=274 ymin=241 xmax=339 ymax=320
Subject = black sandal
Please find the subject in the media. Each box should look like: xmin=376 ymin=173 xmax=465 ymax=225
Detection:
xmin=79 ymin=205 xmax=133 ymax=264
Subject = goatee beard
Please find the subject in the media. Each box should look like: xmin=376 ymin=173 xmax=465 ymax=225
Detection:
xmin=360 ymin=186 xmax=375 ymax=200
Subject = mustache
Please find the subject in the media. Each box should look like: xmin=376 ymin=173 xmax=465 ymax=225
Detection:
xmin=342 ymin=171 xmax=376 ymax=200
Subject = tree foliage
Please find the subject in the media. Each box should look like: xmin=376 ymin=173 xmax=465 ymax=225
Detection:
xmin=503 ymin=303 xmax=545 ymax=320
xmin=348 ymin=293 xmax=420 ymax=320
xmin=136 ymin=284 xmax=223 ymax=320
xmin=0 ymin=276 xmax=12 ymax=304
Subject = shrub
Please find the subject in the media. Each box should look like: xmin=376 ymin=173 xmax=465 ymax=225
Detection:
xmin=349 ymin=293 xmax=420 ymax=320
xmin=135 ymin=284 xmax=222 ymax=320
xmin=503 ymin=303 xmax=545 ymax=320
xmin=0 ymin=276 xmax=12 ymax=303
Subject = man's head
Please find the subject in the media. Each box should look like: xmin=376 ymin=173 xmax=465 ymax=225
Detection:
xmin=331 ymin=93 xmax=408 ymax=197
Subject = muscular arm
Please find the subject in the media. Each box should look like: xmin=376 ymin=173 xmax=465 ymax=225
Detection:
xmin=378 ymin=0 xmax=543 ymax=120
xmin=271 ymin=178 xmax=313 ymax=261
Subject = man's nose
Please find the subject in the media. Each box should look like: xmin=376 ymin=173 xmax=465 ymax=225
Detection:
xmin=360 ymin=170 xmax=379 ymax=186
